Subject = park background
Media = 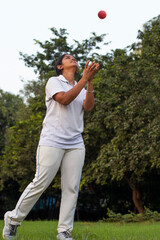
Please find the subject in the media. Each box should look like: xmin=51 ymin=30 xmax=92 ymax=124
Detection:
xmin=0 ymin=0 xmax=160 ymax=222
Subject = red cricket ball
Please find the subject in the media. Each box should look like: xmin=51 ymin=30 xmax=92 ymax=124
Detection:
xmin=98 ymin=10 xmax=107 ymax=19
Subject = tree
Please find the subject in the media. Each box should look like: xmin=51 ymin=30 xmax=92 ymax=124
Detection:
xmin=0 ymin=89 xmax=25 ymax=213
xmin=0 ymin=89 xmax=24 ymax=156
xmin=1 ymin=113 xmax=43 ymax=191
xmin=20 ymin=28 xmax=108 ymax=79
xmin=1 ymin=28 xmax=109 ymax=192
xmin=82 ymin=15 xmax=160 ymax=213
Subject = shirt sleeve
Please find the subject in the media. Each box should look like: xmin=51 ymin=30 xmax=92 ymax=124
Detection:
xmin=46 ymin=77 xmax=65 ymax=98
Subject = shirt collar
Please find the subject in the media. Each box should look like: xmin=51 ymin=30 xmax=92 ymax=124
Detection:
xmin=58 ymin=75 xmax=77 ymax=86
xmin=58 ymin=75 xmax=68 ymax=82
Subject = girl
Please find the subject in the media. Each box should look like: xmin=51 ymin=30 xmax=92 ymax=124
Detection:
xmin=3 ymin=54 xmax=99 ymax=240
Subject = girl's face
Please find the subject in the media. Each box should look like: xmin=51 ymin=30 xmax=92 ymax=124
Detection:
xmin=59 ymin=55 xmax=79 ymax=73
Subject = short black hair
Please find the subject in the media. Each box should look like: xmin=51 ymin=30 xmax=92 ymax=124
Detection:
xmin=54 ymin=54 xmax=67 ymax=76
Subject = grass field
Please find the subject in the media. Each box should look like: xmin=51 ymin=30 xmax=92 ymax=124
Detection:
xmin=1 ymin=220 xmax=160 ymax=240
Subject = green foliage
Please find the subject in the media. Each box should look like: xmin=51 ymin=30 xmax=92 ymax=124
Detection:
xmin=0 ymin=89 xmax=24 ymax=154
xmin=0 ymin=90 xmax=26 ymax=193
xmin=83 ymin=15 xmax=160 ymax=188
xmin=20 ymin=27 xmax=108 ymax=79
xmin=1 ymin=112 xmax=43 ymax=191
xmin=104 ymin=207 xmax=160 ymax=223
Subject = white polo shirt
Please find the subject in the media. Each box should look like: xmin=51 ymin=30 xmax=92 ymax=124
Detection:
xmin=39 ymin=75 xmax=86 ymax=149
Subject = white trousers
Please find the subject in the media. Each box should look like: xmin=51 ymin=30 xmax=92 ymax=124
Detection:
xmin=8 ymin=146 xmax=85 ymax=233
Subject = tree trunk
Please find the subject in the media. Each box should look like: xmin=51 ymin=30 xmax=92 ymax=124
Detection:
xmin=132 ymin=188 xmax=144 ymax=214
xmin=124 ymin=176 xmax=144 ymax=214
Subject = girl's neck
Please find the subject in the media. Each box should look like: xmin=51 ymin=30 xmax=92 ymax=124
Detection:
xmin=62 ymin=71 xmax=75 ymax=86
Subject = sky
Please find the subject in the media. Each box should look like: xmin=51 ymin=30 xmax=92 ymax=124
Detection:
xmin=0 ymin=0 xmax=160 ymax=95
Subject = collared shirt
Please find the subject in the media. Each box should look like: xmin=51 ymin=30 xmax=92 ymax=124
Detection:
xmin=39 ymin=75 xmax=86 ymax=149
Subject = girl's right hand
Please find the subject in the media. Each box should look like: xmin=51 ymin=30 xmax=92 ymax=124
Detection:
xmin=82 ymin=61 xmax=99 ymax=82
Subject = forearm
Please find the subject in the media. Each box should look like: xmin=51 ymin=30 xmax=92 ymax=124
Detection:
xmin=83 ymin=81 xmax=95 ymax=111
xmin=55 ymin=77 xmax=87 ymax=105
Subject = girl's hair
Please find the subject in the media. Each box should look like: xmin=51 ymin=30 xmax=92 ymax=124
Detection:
xmin=54 ymin=54 xmax=67 ymax=76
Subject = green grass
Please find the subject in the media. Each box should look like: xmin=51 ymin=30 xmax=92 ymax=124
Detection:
xmin=1 ymin=220 xmax=160 ymax=240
